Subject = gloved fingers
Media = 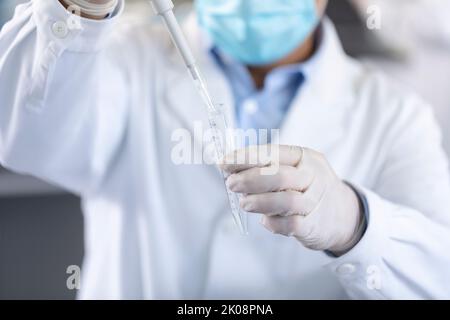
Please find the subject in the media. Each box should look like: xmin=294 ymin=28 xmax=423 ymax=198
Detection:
xmin=261 ymin=215 xmax=328 ymax=250
xmin=220 ymin=162 xmax=265 ymax=175
xmin=226 ymin=165 xmax=314 ymax=194
xmin=300 ymin=170 xmax=329 ymax=209
xmin=62 ymin=0 xmax=118 ymax=17
xmin=219 ymin=145 xmax=272 ymax=174
xmin=240 ymin=191 xmax=317 ymax=216
xmin=260 ymin=215 xmax=302 ymax=237
xmin=220 ymin=144 xmax=304 ymax=174
xmin=277 ymin=144 xmax=305 ymax=167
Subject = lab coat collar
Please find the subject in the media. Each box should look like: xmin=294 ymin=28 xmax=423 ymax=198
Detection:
xmin=278 ymin=18 xmax=356 ymax=152
xmin=181 ymin=14 xmax=354 ymax=106
xmin=34 ymin=0 xmax=125 ymax=52
xmin=166 ymin=14 xmax=355 ymax=154
xmin=298 ymin=17 xmax=356 ymax=108
xmin=206 ymin=22 xmax=324 ymax=92
xmin=184 ymin=14 xmax=356 ymax=105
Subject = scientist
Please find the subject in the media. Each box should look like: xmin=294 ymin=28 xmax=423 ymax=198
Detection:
xmin=0 ymin=0 xmax=450 ymax=299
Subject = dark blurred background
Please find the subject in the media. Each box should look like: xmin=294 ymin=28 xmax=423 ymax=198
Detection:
xmin=1 ymin=0 xmax=449 ymax=299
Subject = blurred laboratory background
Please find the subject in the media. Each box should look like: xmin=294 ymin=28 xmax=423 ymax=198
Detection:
xmin=1 ymin=0 xmax=449 ymax=299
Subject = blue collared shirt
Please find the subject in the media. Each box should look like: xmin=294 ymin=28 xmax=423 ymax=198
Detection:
xmin=209 ymin=30 xmax=323 ymax=142
xmin=209 ymin=28 xmax=368 ymax=252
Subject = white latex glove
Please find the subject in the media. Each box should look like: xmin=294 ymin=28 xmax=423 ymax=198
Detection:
xmin=221 ymin=145 xmax=365 ymax=254
xmin=60 ymin=0 xmax=118 ymax=18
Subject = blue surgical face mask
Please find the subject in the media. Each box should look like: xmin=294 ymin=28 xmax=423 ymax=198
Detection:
xmin=195 ymin=0 xmax=319 ymax=66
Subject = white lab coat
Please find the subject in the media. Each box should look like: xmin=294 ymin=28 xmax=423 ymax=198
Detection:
xmin=1 ymin=0 xmax=450 ymax=299
xmin=352 ymin=0 xmax=450 ymax=156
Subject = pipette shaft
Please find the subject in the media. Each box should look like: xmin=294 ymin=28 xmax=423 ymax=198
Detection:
xmin=150 ymin=0 xmax=248 ymax=234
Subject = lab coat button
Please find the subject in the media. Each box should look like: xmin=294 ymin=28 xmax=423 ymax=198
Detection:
xmin=337 ymin=263 xmax=356 ymax=275
xmin=52 ymin=21 xmax=69 ymax=39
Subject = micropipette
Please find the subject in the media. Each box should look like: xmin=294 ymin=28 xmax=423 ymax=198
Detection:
xmin=150 ymin=0 xmax=248 ymax=235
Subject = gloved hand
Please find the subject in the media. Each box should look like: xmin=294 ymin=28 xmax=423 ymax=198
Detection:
xmin=220 ymin=145 xmax=365 ymax=254
xmin=60 ymin=0 xmax=118 ymax=19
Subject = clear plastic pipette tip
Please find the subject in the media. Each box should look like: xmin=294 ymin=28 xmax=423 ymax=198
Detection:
xmin=191 ymin=63 xmax=249 ymax=235
xmin=156 ymin=4 xmax=248 ymax=234
xmin=191 ymin=68 xmax=248 ymax=234
xmin=225 ymin=183 xmax=249 ymax=235
xmin=231 ymin=207 xmax=248 ymax=236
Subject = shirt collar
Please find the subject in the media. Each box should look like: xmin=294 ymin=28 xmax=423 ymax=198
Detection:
xmin=207 ymin=22 xmax=326 ymax=91
xmin=177 ymin=14 xmax=354 ymax=109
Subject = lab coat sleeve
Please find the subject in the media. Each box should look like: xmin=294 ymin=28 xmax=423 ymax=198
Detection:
xmin=325 ymin=98 xmax=450 ymax=299
xmin=0 ymin=0 xmax=128 ymax=195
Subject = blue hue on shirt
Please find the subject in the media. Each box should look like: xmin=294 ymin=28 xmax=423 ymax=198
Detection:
xmin=209 ymin=48 xmax=306 ymax=143
xmin=208 ymin=27 xmax=369 ymax=252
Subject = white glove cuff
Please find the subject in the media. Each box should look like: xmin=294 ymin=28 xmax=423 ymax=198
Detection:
xmin=62 ymin=0 xmax=118 ymax=17
xmin=329 ymin=182 xmax=368 ymax=256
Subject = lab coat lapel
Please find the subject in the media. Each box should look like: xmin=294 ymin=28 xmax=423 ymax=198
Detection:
xmin=162 ymin=14 xmax=235 ymax=179
xmin=163 ymin=16 xmax=356 ymax=170
xmin=280 ymin=19 xmax=355 ymax=156
xmin=163 ymin=14 xmax=235 ymax=141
